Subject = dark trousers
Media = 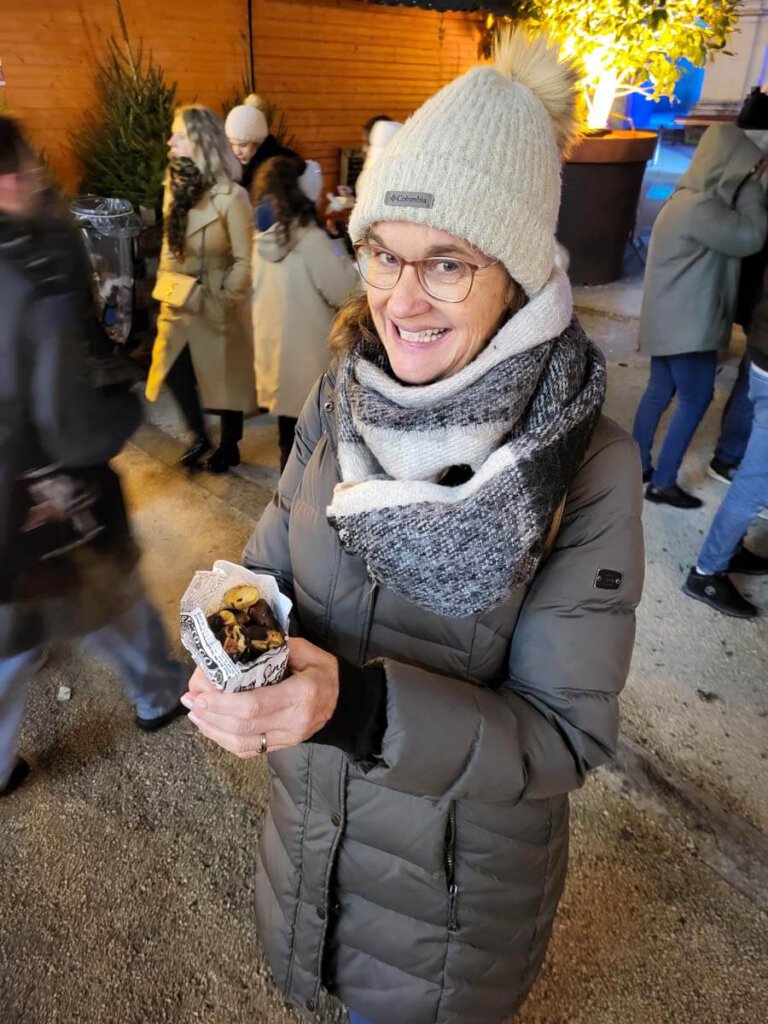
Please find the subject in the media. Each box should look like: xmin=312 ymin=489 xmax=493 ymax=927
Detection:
xmin=632 ymin=352 xmax=718 ymax=488
xmin=277 ymin=415 xmax=298 ymax=472
xmin=165 ymin=347 xmax=243 ymax=449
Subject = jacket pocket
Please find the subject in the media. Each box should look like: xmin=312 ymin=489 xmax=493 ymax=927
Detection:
xmin=444 ymin=802 xmax=459 ymax=933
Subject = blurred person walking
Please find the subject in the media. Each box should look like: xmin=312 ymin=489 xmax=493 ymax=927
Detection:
xmin=633 ymin=122 xmax=768 ymax=508
xmin=0 ymin=117 xmax=186 ymax=797
xmin=251 ymin=156 xmax=357 ymax=469
xmin=147 ymin=106 xmax=254 ymax=474
xmin=708 ymin=88 xmax=768 ymax=486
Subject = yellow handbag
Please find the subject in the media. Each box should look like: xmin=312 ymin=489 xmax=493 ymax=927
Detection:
xmin=153 ymin=224 xmax=209 ymax=313
xmin=152 ymin=270 xmax=203 ymax=312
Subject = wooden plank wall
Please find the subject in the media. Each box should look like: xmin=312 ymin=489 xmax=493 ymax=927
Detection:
xmin=1 ymin=0 xmax=480 ymax=194
xmin=2 ymin=0 xmax=248 ymax=191
xmin=251 ymin=0 xmax=481 ymax=195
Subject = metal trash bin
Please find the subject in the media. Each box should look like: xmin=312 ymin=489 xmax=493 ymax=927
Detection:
xmin=70 ymin=196 xmax=142 ymax=345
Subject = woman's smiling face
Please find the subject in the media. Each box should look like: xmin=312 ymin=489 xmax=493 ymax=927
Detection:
xmin=365 ymin=221 xmax=518 ymax=385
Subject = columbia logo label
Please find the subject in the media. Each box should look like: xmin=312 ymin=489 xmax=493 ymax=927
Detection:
xmin=384 ymin=190 xmax=435 ymax=209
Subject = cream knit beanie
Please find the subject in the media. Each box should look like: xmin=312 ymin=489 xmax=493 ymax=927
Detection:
xmin=225 ymin=94 xmax=268 ymax=145
xmin=349 ymin=31 xmax=580 ymax=297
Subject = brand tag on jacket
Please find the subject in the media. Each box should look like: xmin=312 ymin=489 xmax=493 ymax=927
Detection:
xmin=594 ymin=568 xmax=623 ymax=590
xmin=384 ymin=190 xmax=435 ymax=209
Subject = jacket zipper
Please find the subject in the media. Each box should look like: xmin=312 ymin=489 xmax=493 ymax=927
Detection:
xmin=445 ymin=802 xmax=459 ymax=933
xmin=359 ymin=581 xmax=379 ymax=664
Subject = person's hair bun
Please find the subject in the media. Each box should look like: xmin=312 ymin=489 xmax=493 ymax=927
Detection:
xmin=493 ymin=29 xmax=582 ymax=156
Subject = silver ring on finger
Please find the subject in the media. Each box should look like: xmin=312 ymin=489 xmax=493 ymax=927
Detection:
xmin=258 ymin=732 xmax=268 ymax=755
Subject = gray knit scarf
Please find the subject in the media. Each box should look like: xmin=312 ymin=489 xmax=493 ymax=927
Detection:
xmin=326 ymin=269 xmax=606 ymax=617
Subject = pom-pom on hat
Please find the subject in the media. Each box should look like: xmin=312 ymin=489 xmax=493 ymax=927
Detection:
xmin=349 ymin=31 xmax=581 ymax=297
xmin=225 ymin=94 xmax=268 ymax=145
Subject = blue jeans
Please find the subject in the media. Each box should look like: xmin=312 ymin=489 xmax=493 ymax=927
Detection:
xmin=698 ymin=367 xmax=768 ymax=573
xmin=632 ymin=352 xmax=718 ymax=488
xmin=348 ymin=1014 xmax=374 ymax=1024
xmin=714 ymin=353 xmax=754 ymax=467
xmin=0 ymin=597 xmax=187 ymax=788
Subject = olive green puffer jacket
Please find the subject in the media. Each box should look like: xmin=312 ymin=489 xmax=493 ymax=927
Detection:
xmin=243 ymin=369 xmax=644 ymax=1024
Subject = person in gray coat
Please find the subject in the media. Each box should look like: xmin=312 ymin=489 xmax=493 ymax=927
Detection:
xmin=633 ymin=121 xmax=768 ymax=509
xmin=182 ymin=32 xmax=644 ymax=1024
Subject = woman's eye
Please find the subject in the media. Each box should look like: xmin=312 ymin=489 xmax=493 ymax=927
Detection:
xmin=432 ymin=259 xmax=464 ymax=277
xmin=374 ymin=250 xmax=399 ymax=268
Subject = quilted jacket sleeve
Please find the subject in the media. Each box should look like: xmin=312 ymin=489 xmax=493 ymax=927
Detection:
xmin=364 ymin=428 xmax=645 ymax=807
xmin=241 ymin=375 xmax=326 ymax=597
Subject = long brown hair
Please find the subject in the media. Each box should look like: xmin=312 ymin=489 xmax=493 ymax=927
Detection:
xmin=329 ymin=292 xmax=378 ymax=356
xmin=177 ymin=105 xmax=241 ymax=185
xmin=252 ymin=155 xmax=319 ymax=247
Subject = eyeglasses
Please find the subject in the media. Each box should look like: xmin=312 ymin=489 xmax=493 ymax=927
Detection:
xmin=354 ymin=242 xmax=499 ymax=303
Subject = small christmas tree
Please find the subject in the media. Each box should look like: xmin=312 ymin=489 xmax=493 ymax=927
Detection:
xmin=70 ymin=0 xmax=176 ymax=210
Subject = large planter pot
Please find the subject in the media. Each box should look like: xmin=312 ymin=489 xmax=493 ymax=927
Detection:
xmin=556 ymin=130 xmax=658 ymax=286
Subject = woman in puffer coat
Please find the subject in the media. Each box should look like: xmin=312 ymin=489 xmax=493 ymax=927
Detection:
xmin=251 ymin=155 xmax=358 ymax=469
xmin=632 ymin=122 xmax=768 ymax=509
xmin=182 ymin=32 xmax=644 ymax=1024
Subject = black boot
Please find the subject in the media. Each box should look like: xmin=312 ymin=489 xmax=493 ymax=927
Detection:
xmin=205 ymin=444 xmax=241 ymax=474
xmin=682 ymin=568 xmax=758 ymax=619
xmin=177 ymin=435 xmax=212 ymax=469
xmin=645 ymin=483 xmax=703 ymax=509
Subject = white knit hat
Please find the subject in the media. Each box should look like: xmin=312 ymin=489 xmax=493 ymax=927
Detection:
xmin=349 ymin=32 xmax=580 ymax=297
xmin=362 ymin=119 xmax=403 ymax=173
xmin=299 ymin=159 xmax=323 ymax=203
xmin=225 ymin=94 xmax=268 ymax=145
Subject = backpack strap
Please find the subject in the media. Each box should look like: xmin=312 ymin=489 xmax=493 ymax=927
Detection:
xmin=542 ymin=495 xmax=566 ymax=564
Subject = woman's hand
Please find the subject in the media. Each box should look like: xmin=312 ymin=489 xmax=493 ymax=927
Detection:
xmin=181 ymin=637 xmax=340 ymax=757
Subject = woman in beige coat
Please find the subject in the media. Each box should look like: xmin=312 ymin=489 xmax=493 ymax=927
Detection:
xmin=251 ymin=156 xmax=357 ymax=469
xmin=147 ymin=106 xmax=254 ymax=473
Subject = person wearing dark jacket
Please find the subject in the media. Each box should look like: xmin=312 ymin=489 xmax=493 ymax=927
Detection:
xmin=225 ymin=94 xmax=302 ymax=196
xmin=708 ymin=90 xmax=768 ymax=484
xmin=0 ymin=117 xmax=187 ymax=798
xmin=181 ymin=33 xmax=644 ymax=1024
xmin=684 ymin=269 xmax=768 ymax=617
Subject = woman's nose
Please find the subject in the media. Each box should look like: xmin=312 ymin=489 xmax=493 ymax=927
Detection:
xmin=387 ymin=264 xmax=432 ymax=317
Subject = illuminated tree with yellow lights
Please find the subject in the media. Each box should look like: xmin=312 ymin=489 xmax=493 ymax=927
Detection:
xmin=484 ymin=1 xmax=743 ymax=130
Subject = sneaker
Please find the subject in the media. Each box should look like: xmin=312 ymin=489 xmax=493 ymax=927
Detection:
xmin=682 ymin=568 xmax=758 ymax=619
xmin=0 ymin=757 xmax=30 ymax=798
xmin=707 ymin=458 xmax=737 ymax=485
xmin=645 ymin=484 xmax=703 ymax=509
xmin=728 ymin=546 xmax=768 ymax=575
